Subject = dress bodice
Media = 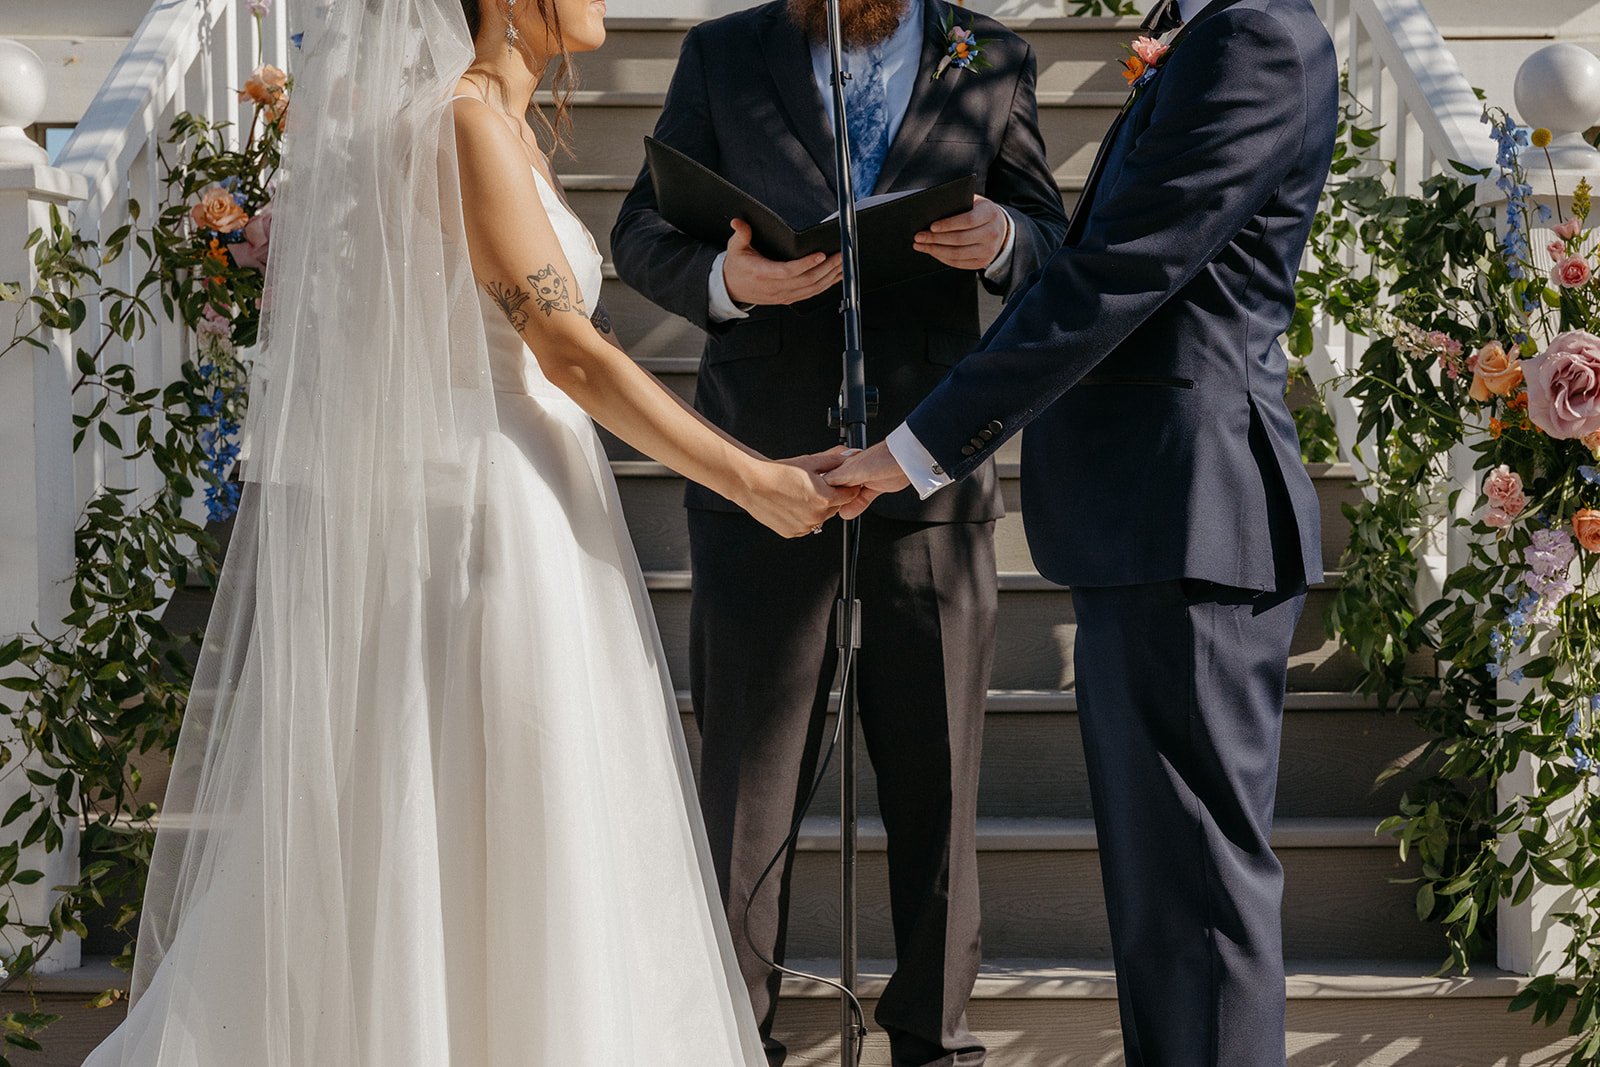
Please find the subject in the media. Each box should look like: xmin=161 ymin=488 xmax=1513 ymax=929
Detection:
xmin=478 ymin=167 xmax=606 ymax=397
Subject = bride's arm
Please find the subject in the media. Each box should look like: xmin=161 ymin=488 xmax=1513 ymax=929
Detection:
xmin=452 ymin=99 xmax=853 ymax=537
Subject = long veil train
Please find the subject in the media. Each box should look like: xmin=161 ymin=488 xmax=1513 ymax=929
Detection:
xmin=83 ymin=0 xmax=765 ymax=1061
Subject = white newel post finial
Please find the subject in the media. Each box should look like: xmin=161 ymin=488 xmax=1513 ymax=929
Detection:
xmin=1514 ymin=43 xmax=1600 ymax=175
xmin=0 ymin=39 xmax=48 ymax=166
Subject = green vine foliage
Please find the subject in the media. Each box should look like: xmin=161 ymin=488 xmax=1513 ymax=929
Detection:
xmin=1296 ymin=93 xmax=1600 ymax=1060
xmin=0 ymin=82 xmax=280 ymax=1061
xmin=1068 ymin=0 xmax=1142 ymax=17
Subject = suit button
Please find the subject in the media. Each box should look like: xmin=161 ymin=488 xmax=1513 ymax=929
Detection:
xmin=987 ymin=420 xmax=1003 ymax=433
xmin=961 ymin=445 xmax=976 ymax=457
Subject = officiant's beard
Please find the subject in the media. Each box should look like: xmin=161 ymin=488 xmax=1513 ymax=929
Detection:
xmin=787 ymin=0 xmax=914 ymax=48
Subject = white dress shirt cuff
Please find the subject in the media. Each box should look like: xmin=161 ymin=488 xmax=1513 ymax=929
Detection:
xmin=981 ymin=209 xmax=1018 ymax=283
xmin=707 ymin=251 xmax=752 ymax=323
xmin=886 ymin=422 xmax=954 ymax=500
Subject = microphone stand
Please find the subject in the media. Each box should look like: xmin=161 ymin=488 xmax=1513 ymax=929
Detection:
xmin=822 ymin=0 xmax=875 ymax=1062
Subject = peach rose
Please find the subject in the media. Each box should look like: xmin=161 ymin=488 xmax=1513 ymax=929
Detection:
xmin=1575 ymin=508 xmax=1600 ymax=552
xmin=1468 ymin=341 xmax=1524 ymax=402
xmin=1526 ymin=331 xmax=1600 ymax=439
xmin=1484 ymin=464 xmax=1527 ymax=518
xmin=1585 ymin=430 xmax=1600 ymax=458
xmin=1555 ymin=217 xmax=1583 ymax=241
xmin=239 ymin=64 xmax=287 ymax=107
xmin=190 ymin=183 xmax=249 ymax=234
xmin=1552 ymin=254 xmax=1593 ymax=289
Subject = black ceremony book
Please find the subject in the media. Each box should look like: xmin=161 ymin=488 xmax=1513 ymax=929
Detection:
xmin=644 ymin=137 xmax=978 ymax=292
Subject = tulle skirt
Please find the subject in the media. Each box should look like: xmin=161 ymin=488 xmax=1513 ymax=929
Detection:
xmin=83 ymin=387 xmax=764 ymax=1065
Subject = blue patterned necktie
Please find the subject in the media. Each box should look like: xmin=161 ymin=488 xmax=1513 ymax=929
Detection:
xmin=844 ymin=44 xmax=892 ymax=195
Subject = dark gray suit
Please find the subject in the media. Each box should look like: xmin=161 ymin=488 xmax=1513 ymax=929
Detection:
xmin=611 ymin=3 xmax=1067 ymax=1064
xmin=901 ymin=0 xmax=1338 ymax=1062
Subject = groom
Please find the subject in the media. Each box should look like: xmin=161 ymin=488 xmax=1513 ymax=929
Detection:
xmin=611 ymin=0 xmax=1065 ymax=1063
xmin=827 ymin=0 xmax=1338 ymax=1063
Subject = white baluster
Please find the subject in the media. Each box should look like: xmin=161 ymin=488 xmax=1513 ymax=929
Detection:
xmin=0 ymin=39 xmax=86 ymax=977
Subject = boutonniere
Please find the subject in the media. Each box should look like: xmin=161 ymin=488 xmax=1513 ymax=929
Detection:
xmin=932 ymin=11 xmax=993 ymax=81
xmin=1119 ymin=35 xmax=1173 ymax=107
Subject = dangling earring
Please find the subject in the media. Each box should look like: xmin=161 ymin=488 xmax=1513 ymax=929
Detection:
xmin=504 ymin=0 xmax=520 ymax=51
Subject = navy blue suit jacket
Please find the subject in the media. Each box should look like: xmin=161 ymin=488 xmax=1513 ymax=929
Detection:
xmin=905 ymin=0 xmax=1337 ymax=590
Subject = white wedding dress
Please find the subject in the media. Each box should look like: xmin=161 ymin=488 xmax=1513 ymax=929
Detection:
xmin=83 ymin=164 xmax=765 ymax=1066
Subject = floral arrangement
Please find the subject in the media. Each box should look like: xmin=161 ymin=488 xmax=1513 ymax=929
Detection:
xmin=1119 ymin=35 xmax=1171 ymax=92
xmin=1293 ymin=92 xmax=1600 ymax=1054
xmin=933 ymin=11 xmax=992 ymax=80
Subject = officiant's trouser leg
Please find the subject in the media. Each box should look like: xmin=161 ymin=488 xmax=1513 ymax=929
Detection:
xmin=688 ymin=510 xmax=993 ymax=1067
xmin=1070 ymin=578 xmax=1306 ymax=1067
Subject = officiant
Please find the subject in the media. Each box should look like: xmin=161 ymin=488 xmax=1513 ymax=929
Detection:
xmin=611 ymin=2 xmax=1065 ymax=1063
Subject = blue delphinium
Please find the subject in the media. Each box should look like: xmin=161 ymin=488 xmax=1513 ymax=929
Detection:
xmin=195 ymin=364 xmax=244 ymax=524
xmin=1486 ymin=111 xmax=1541 ymax=313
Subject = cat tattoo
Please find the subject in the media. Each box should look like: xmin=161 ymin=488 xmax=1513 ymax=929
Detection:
xmin=528 ymin=265 xmax=578 ymax=317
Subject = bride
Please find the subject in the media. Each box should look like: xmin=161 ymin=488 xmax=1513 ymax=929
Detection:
xmin=83 ymin=0 xmax=853 ymax=1062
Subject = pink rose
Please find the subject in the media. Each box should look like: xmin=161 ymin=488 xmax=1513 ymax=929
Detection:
xmin=1525 ymin=330 xmax=1600 ymax=439
xmin=1554 ymin=217 xmax=1583 ymax=241
xmin=1484 ymin=507 xmax=1517 ymax=529
xmin=1552 ymin=254 xmax=1592 ymax=289
xmin=1130 ymin=35 xmax=1170 ymax=67
xmin=1483 ymin=464 xmax=1527 ymax=518
xmin=197 ymin=304 xmax=230 ymax=340
xmin=1550 ymin=240 xmax=1569 ymax=258
xmin=227 ymin=204 xmax=273 ymax=271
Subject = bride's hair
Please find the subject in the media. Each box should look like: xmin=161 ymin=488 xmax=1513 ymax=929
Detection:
xmin=459 ymin=0 xmax=578 ymax=159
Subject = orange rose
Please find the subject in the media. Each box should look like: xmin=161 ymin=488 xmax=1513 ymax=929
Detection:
xmin=1468 ymin=342 xmax=1524 ymax=402
xmin=1574 ymin=508 xmax=1600 ymax=552
xmin=239 ymin=64 xmax=287 ymax=107
xmin=1121 ymin=55 xmax=1146 ymax=85
xmin=190 ymin=184 xmax=248 ymax=234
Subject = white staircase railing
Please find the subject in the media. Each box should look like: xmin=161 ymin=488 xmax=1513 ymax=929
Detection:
xmin=0 ymin=0 xmax=289 ymax=975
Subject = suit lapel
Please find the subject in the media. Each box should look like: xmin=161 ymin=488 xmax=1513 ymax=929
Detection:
xmin=871 ymin=0 xmax=960 ymax=195
xmin=1064 ymin=0 xmax=1248 ymax=244
xmin=760 ymin=9 xmax=841 ymax=192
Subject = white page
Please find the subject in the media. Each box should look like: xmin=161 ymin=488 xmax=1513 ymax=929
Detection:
xmin=820 ymin=187 xmax=924 ymax=224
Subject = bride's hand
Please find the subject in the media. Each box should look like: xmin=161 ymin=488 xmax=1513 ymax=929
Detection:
xmin=737 ymin=451 xmax=860 ymax=539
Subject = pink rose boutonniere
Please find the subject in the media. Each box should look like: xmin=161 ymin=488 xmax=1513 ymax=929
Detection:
xmin=933 ymin=13 xmax=993 ymax=81
xmin=1119 ymin=36 xmax=1174 ymax=109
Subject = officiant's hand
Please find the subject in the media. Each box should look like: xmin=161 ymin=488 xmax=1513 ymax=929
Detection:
xmin=722 ymin=220 xmax=844 ymax=307
xmin=738 ymin=447 xmax=859 ymax=539
xmin=915 ymin=195 xmax=1010 ymax=271
xmin=824 ymin=442 xmax=911 ymax=521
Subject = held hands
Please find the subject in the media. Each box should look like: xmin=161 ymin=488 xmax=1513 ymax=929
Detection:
xmin=823 ymin=442 xmax=912 ymax=521
xmin=739 ymin=446 xmax=863 ymax=539
xmin=915 ymin=195 xmax=1011 ymax=271
xmin=723 ymin=220 xmax=844 ymax=308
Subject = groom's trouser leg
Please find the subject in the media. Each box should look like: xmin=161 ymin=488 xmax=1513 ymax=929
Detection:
xmin=689 ymin=511 xmax=993 ymax=1067
xmin=1070 ymin=579 xmax=1306 ymax=1067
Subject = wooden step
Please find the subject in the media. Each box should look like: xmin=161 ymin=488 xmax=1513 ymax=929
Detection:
xmin=673 ymin=690 xmax=1431 ymax=822
xmin=777 ymin=816 xmax=1445 ymax=961
xmin=578 ymin=17 xmax=1146 ymax=98
xmin=773 ymin=958 xmax=1576 ymax=1066
xmin=612 ymin=458 xmax=1362 ymax=576
xmin=556 ymin=89 xmax=1121 ymax=186
xmin=643 ymin=570 xmax=1391 ymax=692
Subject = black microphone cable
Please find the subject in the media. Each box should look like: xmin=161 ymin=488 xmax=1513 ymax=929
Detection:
xmin=738 ymin=516 xmax=868 ymax=1067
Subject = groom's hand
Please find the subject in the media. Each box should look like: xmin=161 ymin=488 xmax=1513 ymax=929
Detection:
xmin=915 ymin=195 xmax=1011 ymax=271
xmin=824 ymin=441 xmax=912 ymax=521
xmin=723 ymin=220 xmax=844 ymax=307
